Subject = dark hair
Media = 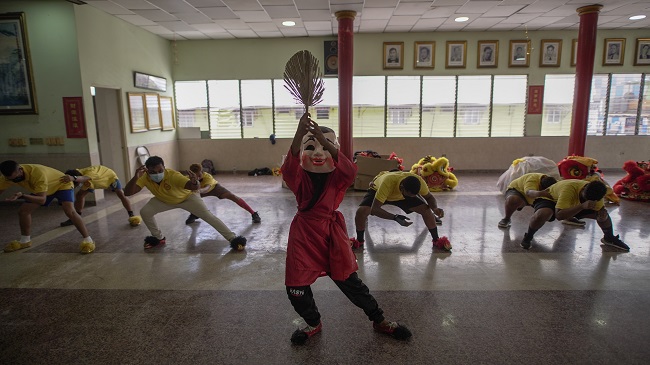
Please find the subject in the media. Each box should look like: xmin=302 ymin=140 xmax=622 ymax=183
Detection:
xmin=484 ymin=46 xmax=492 ymax=52
xmin=401 ymin=176 xmax=421 ymax=195
xmin=145 ymin=156 xmax=164 ymax=169
xmin=319 ymin=126 xmax=334 ymax=134
xmin=0 ymin=160 xmax=19 ymax=177
xmin=540 ymin=176 xmax=557 ymax=190
xmin=583 ymin=180 xmax=607 ymax=201
xmin=547 ymin=45 xmax=555 ymax=50
xmin=65 ymin=169 xmax=82 ymax=177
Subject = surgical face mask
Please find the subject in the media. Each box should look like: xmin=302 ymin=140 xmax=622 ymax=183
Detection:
xmin=149 ymin=172 xmax=164 ymax=183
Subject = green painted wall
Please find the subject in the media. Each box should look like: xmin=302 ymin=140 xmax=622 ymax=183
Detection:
xmin=0 ymin=1 xmax=84 ymax=154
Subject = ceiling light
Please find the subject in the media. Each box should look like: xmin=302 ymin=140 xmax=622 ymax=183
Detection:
xmin=629 ymin=15 xmax=646 ymax=20
xmin=455 ymin=17 xmax=469 ymax=22
xmin=282 ymin=21 xmax=296 ymax=27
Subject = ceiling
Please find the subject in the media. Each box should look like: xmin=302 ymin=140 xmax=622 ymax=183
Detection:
xmin=79 ymin=0 xmax=650 ymax=40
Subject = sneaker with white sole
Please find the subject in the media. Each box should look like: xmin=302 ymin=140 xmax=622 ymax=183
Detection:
xmin=601 ymin=235 xmax=630 ymax=251
xmin=373 ymin=321 xmax=412 ymax=340
xmin=251 ymin=212 xmax=261 ymax=223
xmin=562 ymin=217 xmax=586 ymax=227
xmin=498 ymin=218 xmax=511 ymax=228
xmin=520 ymin=233 xmax=532 ymax=250
xmin=290 ymin=321 xmax=322 ymax=345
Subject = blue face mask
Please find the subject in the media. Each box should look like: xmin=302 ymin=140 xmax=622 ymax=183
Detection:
xmin=149 ymin=172 xmax=164 ymax=183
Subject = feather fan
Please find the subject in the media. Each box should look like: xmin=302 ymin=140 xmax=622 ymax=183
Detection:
xmin=283 ymin=50 xmax=325 ymax=112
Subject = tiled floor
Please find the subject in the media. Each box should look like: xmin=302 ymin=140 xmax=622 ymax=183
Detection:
xmin=1 ymin=171 xmax=649 ymax=364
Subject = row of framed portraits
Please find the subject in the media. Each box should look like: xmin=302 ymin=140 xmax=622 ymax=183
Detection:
xmin=384 ymin=38 xmax=650 ymax=70
xmin=127 ymin=92 xmax=175 ymax=133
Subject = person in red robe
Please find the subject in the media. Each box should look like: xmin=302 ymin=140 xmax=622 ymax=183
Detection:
xmin=281 ymin=112 xmax=411 ymax=345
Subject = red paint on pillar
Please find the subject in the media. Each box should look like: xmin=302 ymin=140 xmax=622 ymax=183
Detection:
xmin=569 ymin=5 xmax=602 ymax=156
xmin=336 ymin=11 xmax=356 ymax=160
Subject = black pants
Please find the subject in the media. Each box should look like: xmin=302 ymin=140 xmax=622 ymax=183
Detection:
xmin=286 ymin=272 xmax=385 ymax=327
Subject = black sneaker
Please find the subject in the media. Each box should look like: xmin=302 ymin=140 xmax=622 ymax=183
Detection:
xmin=252 ymin=212 xmax=261 ymax=223
xmin=520 ymin=233 xmax=532 ymax=250
xmin=229 ymin=235 xmax=247 ymax=251
xmin=185 ymin=214 xmax=199 ymax=225
xmin=498 ymin=218 xmax=511 ymax=228
xmin=144 ymin=236 xmax=166 ymax=249
xmin=290 ymin=321 xmax=322 ymax=345
xmin=60 ymin=219 xmax=74 ymax=227
xmin=435 ymin=216 xmax=443 ymax=226
xmin=601 ymin=235 xmax=630 ymax=251
xmin=562 ymin=217 xmax=586 ymax=227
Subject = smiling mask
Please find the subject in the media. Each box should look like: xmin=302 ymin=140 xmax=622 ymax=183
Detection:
xmin=300 ymin=128 xmax=339 ymax=173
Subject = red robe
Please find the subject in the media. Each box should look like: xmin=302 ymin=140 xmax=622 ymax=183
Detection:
xmin=281 ymin=150 xmax=359 ymax=286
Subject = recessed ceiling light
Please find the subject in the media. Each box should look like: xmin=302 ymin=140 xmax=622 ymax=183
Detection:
xmin=629 ymin=15 xmax=646 ymax=20
xmin=282 ymin=21 xmax=296 ymax=27
xmin=455 ymin=17 xmax=469 ymax=22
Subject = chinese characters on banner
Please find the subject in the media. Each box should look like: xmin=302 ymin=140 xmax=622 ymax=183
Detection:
xmin=63 ymin=97 xmax=87 ymax=138
xmin=527 ymin=85 xmax=544 ymax=114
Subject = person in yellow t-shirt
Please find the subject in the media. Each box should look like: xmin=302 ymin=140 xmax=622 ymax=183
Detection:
xmin=184 ymin=163 xmax=260 ymax=225
xmin=123 ymin=156 xmax=246 ymax=250
xmin=547 ymin=179 xmax=629 ymax=251
xmin=351 ymin=170 xmax=451 ymax=251
xmin=499 ymin=173 xmax=558 ymax=249
xmin=0 ymin=160 xmax=95 ymax=254
xmin=59 ymin=165 xmax=141 ymax=227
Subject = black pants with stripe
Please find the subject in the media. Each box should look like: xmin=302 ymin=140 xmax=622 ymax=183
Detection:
xmin=286 ymin=272 xmax=385 ymax=327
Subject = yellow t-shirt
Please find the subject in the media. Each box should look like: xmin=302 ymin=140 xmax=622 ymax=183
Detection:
xmin=199 ymin=172 xmax=217 ymax=193
xmin=136 ymin=168 xmax=192 ymax=204
xmin=549 ymin=179 xmax=604 ymax=211
xmin=0 ymin=164 xmax=73 ymax=195
xmin=507 ymin=173 xmax=547 ymax=205
xmin=370 ymin=171 xmax=429 ymax=203
xmin=78 ymin=165 xmax=118 ymax=190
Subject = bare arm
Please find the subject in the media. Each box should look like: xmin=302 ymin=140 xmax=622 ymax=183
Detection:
xmin=290 ymin=112 xmax=312 ymax=156
xmin=555 ymin=200 xmax=597 ymax=221
xmin=183 ymin=170 xmax=200 ymax=191
xmin=60 ymin=174 xmax=91 ymax=184
xmin=526 ymin=189 xmax=552 ymax=199
xmin=124 ymin=166 xmax=145 ymax=196
xmin=5 ymin=191 xmax=46 ymax=205
xmin=422 ymin=192 xmax=444 ymax=217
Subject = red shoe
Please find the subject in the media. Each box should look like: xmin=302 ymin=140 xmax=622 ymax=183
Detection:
xmin=350 ymin=237 xmax=364 ymax=249
xmin=373 ymin=321 xmax=412 ymax=340
xmin=290 ymin=321 xmax=322 ymax=345
xmin=433 ymin=236 xmax=452 ymax=251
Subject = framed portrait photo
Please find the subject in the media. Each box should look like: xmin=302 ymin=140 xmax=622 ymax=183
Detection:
xmin=509 ymin=40 xmax=530 ymax=67
xmin=414 ymin=41 xmax=435 ymax=69
xmin=446 ymin=41 xmax=466 ymax=68
xmin=0 ymin=12 xmax=37 ymax=115
xmin=383 ymin=42 xmax=404 ymax=70
xmin=603 ymin=38 xmax=625 ymax=66
xmin=540 ymin=39 xmax=562 ymax=67
xmin=634 ymin=38 xmax=650 ymax=66
xmin=477 ymin=40 xmax=498 ymax=68
xmin=571 ymin=39 xmax=578 ymax=67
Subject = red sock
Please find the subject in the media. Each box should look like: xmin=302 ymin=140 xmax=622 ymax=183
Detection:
xmin=236 ymin=198 xmax=255 ymax=214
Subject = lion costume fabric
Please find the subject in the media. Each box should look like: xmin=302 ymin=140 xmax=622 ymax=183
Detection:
xmin=410 ymin=155 xmax=457 ymax=192
xmin=496 ymin=156 xmax=560 ymax=194
xmin=557 ymin=155 xmax=620 ymax=204
xmin=613 ymin=160 xmax=650 ymax=202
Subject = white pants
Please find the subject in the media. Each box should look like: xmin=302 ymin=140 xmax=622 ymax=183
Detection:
xmin=140 ymin=193 xmax=236 ymax=241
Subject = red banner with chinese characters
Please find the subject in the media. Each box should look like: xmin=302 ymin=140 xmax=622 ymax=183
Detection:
xmin=63 ymin=97 xmax=87 ymax=138
xmin=527 ymin=85 xmax=544 ymax=114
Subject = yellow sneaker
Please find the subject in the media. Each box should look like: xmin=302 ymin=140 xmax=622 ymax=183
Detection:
xmin=4 ymin=240 xmax=32 ymax=253
xmin=80 ymin=241 xmax=95 ymax=254
xmin=128 ymin=215 xmax=142 ymax=227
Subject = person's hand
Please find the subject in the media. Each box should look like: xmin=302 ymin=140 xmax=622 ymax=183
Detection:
xmin=582 ymin=200 xmax=597 ymax=210
xmin=5 ymin=191 xmax=23 ymax=201
xmin=393 ymin=214 xmax=412 ymax=227
xmin=433 ymin=207 xmax=444 ymax=218
xmin=299 ymin=112 xmax=314 ymax=135
xmin=60 ymin=175 xmax=72 ymax=183
xmin=135 ymin=166 xmax=146 ymax=179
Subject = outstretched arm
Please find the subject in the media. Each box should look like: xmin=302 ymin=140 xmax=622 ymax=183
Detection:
xmin=290 ymin=112 xmax=312 ymax=156
xmin=124 ymin=166 xmax=145 ymax=196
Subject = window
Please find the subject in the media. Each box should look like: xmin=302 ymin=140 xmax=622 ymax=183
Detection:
xmin=456 ymin=75 xmax=491 ymax=137
xmin=207 ymin=80 xmax=240 ymax=139
xmin=492 ymin=75 xmax=527 ymax=137
xmin=386 ymin=76 xmax=420 ymax=137
xmin=541 ymin=75 xmax=575 ymax=136
xmin=606 ymin=74 xmax=641 ymax=136
xmin=421 ymin=76 xmax=456 ymax=137
xmin=316 ymin=107 xmax=330 ymax=120
xmin=175 ymin=81 xmax=208 ymax=131
xmin=274 ymin=79 xmax=301 ymax=138
xmin=353 ymin=76 xmax=385 ymax=137
xmin=241 ymin=80 xmax=273 ymax=138
xmin=640 ymin=74 xmax=650 ymax=136
xmin=586 ymin=75 xmax=609 ymax=136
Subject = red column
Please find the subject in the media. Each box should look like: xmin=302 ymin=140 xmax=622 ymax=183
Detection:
xmin=568 ymin=5 xmax=602 ymax=156
xmin=335 ymin=11 xmax=356 ymax=160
